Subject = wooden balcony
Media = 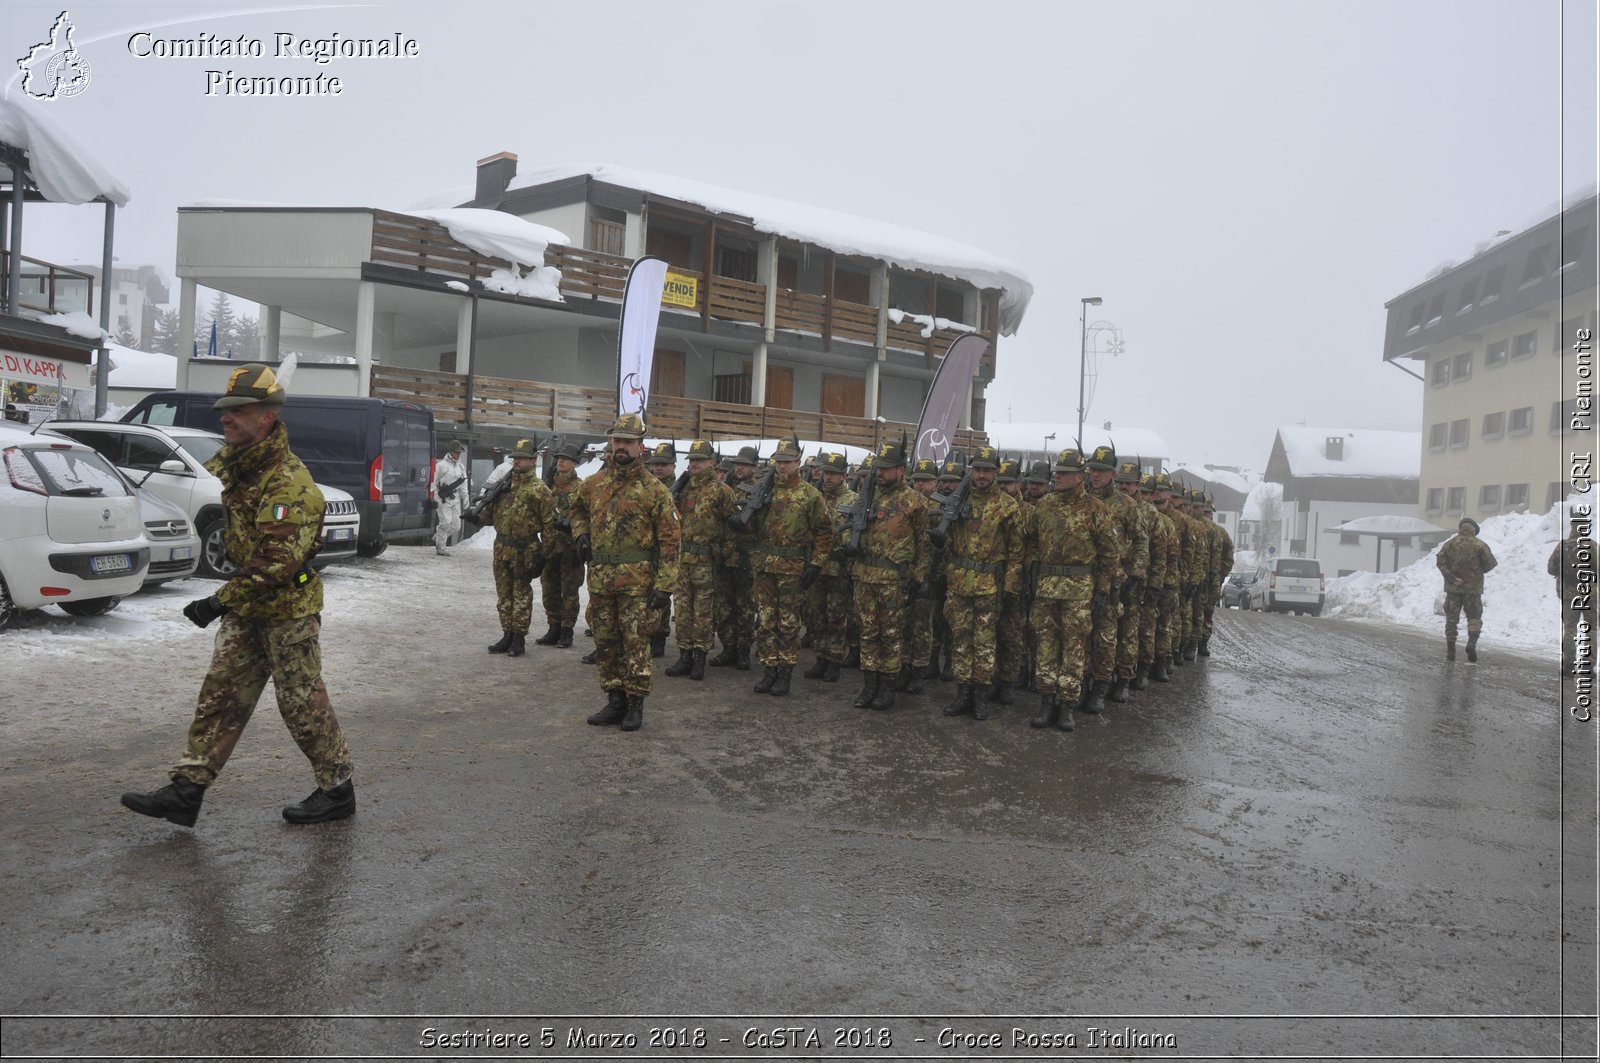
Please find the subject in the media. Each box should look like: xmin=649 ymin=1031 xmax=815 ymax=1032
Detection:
xmin=370 ymin=365 xmax=988 ymax=451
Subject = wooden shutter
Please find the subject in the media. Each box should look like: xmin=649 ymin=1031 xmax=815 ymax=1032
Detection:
xmin=650 ymin=348 xmax=685 ymax=398
xmin=765 ymin=366 xmax=793 ymax=410
xmin=821 ymin=373 xmax=865 ymax=418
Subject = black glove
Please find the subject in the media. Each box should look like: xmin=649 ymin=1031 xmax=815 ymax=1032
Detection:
xmin=1091 ymin=590 xmax=1111 ymax=617
xmin=649 ymin=589 xmax=672 ymax=609
xmin=799 ymin=564 xmax=820 ymax=589
xmin=528 ymin=558 xmax=546 ymax=580
xmin=183 ymin=594 xmax=227 ymax=629
xmin=574 ymin=534 xmax=592 ymax=563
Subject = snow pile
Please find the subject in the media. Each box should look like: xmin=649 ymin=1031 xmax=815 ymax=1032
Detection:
xmin=0 ymin=97 xmax=130 ymax=205
xmin=407 ymin=208 xmax=568 ymax=269
xmin=1241 ymin=481 xmax=1282 ymax=521
xmin=19 ymin=308 xmax=111 ymax=342
xmin=93 ymin=343 xmax=176 ymax=388
xmin=479 ymin=265 xmax=564 ymax=302
xmin=887 ymin=307 xmax=977 ymax=339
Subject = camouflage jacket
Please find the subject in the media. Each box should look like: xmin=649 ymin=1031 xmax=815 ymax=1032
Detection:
xmin=1151 ymin=508 xmax=1180 ymax=589
xmin=676 ymin=469 xmax=736 ymax=568
xmin=921 ymin=492 xmax=947 ymax=591
xmin=1169 ymin=509 xmax=1202 ymax=588
xmin=1550 ymin=534 xmax=1596 ymax=602
xmin=1092 ymin=482 xmax=1149 ymax=584
xmin=850 ymin=479 xmax=930 ymax=586
xmin=753 ymin=474 xmax=834 ymax=576
xmin=207 ymin=422 xmax=324 ymax=620
xmin=1031 ymin=485 xmax=1119 ymax=599
xmin=571 ymin=460 xmax=680 ymax=596
xmin=817 ymin=481 xmax=858 ymax=579
xmin=485 ymin=469 xmax=554 ymax=559
xmin=546 ymin=469 xmax=583 ymax=551
xmin=944 ymin=485 xmax=1025 ymax=596
xmin=1133 ymin=495 xmax=1169 ymax=589
xmin=1209 ymin=522 xmax=1234 ymax=590
xmin=1436 ymin=532 xmax=1497 ymax=594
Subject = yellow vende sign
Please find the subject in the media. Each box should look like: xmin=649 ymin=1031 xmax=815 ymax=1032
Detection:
xmin=662 ymin=271 xmax=698 ymax=309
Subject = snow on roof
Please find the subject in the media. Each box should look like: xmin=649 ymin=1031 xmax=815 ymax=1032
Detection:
xmin=1241 ymin=481 xmax=1282 ymax=521
xmin=1326 ymin=514 xmax=1451 ymax=536
xmin=18 ymin=308 xmax=110 ymax=342
xmin=983 ymin=422 xmax=1169 ymax=461
xmin=407 ymin=208 xmax=568 ymax=268
xmin=418 ymin=162 xmax=1033 ymax=337
xmin=1274 ymin=427 xmax=1420 ymax=479
xmin=0 ymin=97 xmax=129 ymax=206
xmin=94 ymin=343 xmax=176 ymax=389
xmin=1170 ymin=464 xmax=1257 ymax=497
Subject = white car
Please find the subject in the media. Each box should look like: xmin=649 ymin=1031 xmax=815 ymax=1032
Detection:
xmin=0 ymin=424 xmax=149 ymax=629
xmin=38 ymin=422 xmax=361 ymax=578
xmin=130 ymin=481 xmax=201 ymax=585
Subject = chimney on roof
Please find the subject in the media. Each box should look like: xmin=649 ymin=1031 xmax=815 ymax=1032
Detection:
xmin=1324 ymin=436 xmax=1344 ymax=461
xmin=475 ymin=151 xmax=518 ymax=204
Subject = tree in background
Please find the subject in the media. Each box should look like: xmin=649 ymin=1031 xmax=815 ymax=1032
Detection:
xmin=114 ymin=314 xmax=138 ymax=348
xmin=200 ymin=290 xmax=238 ymax=356
xmin=149 ymin=307 xmax=181 ymax=355
xmin=233 ymin=313 xmax=261 ymax=360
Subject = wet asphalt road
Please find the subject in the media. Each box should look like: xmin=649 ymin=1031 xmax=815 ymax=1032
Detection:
xmin=1 ymin=562 xmax=1595 ymax=1061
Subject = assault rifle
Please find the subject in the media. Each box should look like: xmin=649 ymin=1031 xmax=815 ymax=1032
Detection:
xmin=541 ymin=434 xmax=563 ymax=489
xmin=463 ymin=470 xmax=511 ymax=525
xmin=670 ymin=468 xmax=692 ymax=505
xmin=838 ymin=460 xmax=877 ymax=558
xmin=930 ymin=468 xmax=973 ymax=547
xmin=728 ymin=462 xmax=775 ymax=530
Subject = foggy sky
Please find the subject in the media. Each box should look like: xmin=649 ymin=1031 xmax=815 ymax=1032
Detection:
xmin=8 ymin=0 xmax=1595 ymax=471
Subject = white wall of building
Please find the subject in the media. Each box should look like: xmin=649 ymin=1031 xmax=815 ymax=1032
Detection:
xmin=1283 ymin=497 xmax=1435 ymax=575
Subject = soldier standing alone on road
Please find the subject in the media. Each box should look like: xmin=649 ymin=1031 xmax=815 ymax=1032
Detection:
xmin=482 ymin=439 xmax=555 ymax=659
xmin=433 ymin=439 xmax=469 ymax=556
xmin=121 ymin=364 xmax=356 ymax=827
xmin=1437 ymin=516 xmax=1497 ymax=662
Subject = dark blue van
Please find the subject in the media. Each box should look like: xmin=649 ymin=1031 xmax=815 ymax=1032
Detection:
xmin=122 ymin=392 xmax=435 ymax=555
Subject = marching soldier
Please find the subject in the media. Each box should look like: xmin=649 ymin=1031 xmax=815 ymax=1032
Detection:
xmin=535 ymin=441 xmax=584 ymax=649
xmin=1086 ymin=446 xmax=1144 ymax=708
xmin=1437 ymin=516 xmax=1497 ymax=662
xmin=1149 ymin=473 xmax=1187 ymax=677
xmin=806 ymin=450 xmax=857 ymax=683
xmin=645 ymin=441 xmax=678 ymax=658
xmin=570 ymin=414 xmax=680 ymax=732
xmin=1198 ymin=495 xmax=1232 ymax=656
xmin=665 ymin=440 xmax=735 ymax=681
xmin=1028 ymin=447 xmax=1117 ymax=731
xmin=941 ymin=445 xmax=1025 ymax=720
xmin=1122 ymin=462 xmax=1167 ymax=690
xmin=933 ymin=451 xmax=967 ymax=682
xmin=907 ymin=458 xmax=945 ymax=684
xmin=849 ymin=440 xmax=930 ymax=710
xmin=993 ymin=457 xmax=1031 ymax=706
xmin=712 ymin=445 xmax=760 ymax=670
xmin=484 ymin=439 xmax=556 ymax=658
xmin=750 ymin=439 xmax=834 ymax=696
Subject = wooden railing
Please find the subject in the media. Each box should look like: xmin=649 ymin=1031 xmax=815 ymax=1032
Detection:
xmin=370 ymin=365 xmax=986 ymax=450
xmin=709 ymin=275 xmax=765 ymax=325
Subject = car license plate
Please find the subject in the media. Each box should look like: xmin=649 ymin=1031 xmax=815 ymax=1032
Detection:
xmin=327 ymin=528 xmax=355 ymax=541
xmin=383 ymin=493 xmax=400 ymax=505
xmin=91 ymin=553 xmax=131 ymax=574
xmin=169 ymin=547 xmax=193 ymax=561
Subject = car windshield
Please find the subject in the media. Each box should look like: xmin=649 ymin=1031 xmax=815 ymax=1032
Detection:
xmin=27 ymin=448 xmax=132 ymax=497
xmin=175 ymin=435 xmax=223 ymax=465
xmin=1275 ymin=560 xmax=1321 ymax=578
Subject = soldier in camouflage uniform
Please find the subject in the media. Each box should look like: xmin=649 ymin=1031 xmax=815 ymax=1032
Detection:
xmin=907 ymin=458 xmax=945 ymax=683
xmin=993 ymin=457 xmax=1031 ymax=705
xmin=121 ymin=364 xmax=356 ymax=827
xmin=666 ymin=440 xmax=735 ymax=681
xmin=535 ymin=441 xmax=584 ymax=649
xmin=481 ymin=439 xmax=555 ymax=659
xmin=712 ymin=446 xmax=760 ymax=670
xmin=1028 ymin=447 xmax=1118 ymax=731
xmin=1550 ymin=514 xmax=1596 ymax=676
xmin=571 ymin=414 xmax=680 ymax=731
xmin=932 ymin=452 xmax=967 ymax=681
xmin=750 ymin=439 xmax=835 ymax=696
xmin=805 ymin=450 xmax=857 ymax=684
xmin=940 ymin=446 xmax=1025 ymax=720
xmin=1146 ymin=473 xmax=1183 ymax=682
xmin=1120 ymin=462 xmax=1166 ymax=691
xmin=1437 ymin=516 xmax=1497 ymax=662
xmin=1082 ymin=445 xmax=1141 ymax=711
xmin=645 ymin=442 xmax=678 ymax=658
xmin=848 ymin=440 xmax=930 ymax=710
xmin=1198 ymin=496 xmax=1233 ymax=656
xmin=1165 ymin=483 xmax=1203 ymax=666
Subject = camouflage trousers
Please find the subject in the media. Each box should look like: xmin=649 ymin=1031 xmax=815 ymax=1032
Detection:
xmin=1116 ymin=597 xmax=1141 ymax=678
xmin=811 ymin=574 xmax=854 ymax=664
xmin=944 ymin=593 xmax=1000 ymax=685
xmin=493 ymin=544 xmax=540 ymax=634
xmin=855 ymin=581 xmax=908 ymax=674
xmin=175 ymin=613 xmax=353 ymax=791
xmin=754 ymin=572 xmax=807 ymax=667
xmin=717 ymin=563 xmax=756 ymax=650
xmin=997 ymin=593 xmax=1029 ymax=684
xmin=650 ymin=599 xmax=671 ymax=638
xmin=1155 ymin=588 xmax=1179 ymax=658
xmin=592 ymin=591 xmax=654 ymax=695
xmin=1032 ymin=593 xmax=1093 ymax=704
xmin=1137 ymin=593 xmax=1159 ymax=665
xmin=1090 ymin=590 xmax=1119 ymax=682
xmin=1443 ymin=592 xmax=1484 ymax=639
xmin=1188 ymin=586 xmax=1206 ymax=643
xmin=908 ymin=586 xmax=941 ymax=669
xmin=539 ymin=546 xmax=583 ymax=629
xmin=673 ymin=560 xmax=718 ymax=653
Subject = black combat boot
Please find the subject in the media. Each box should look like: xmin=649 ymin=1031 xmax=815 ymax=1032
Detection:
xmin=507 ymin=633 xmax=527 ymax=657
xmin=853 ymin=671 xmax=881 ymax=708
xmin=1446 ymin=637 xmax=1456 ymax=661
xmin=943 ymin=683 xmax=976 ymax=717
xmin=922 ymin=662 xmax=941 ymax=680
xmin=939 ymin=648 xmax=954 ymax=682
xmin=487 ymin=631 xmax=514 ymax=654
xmin=821 ymin=660 xmax=841 ymax=683
xmin=709 ymin=644 xmax=739 ymax=667
xmin=1465 ymin=633 xmax=1479 ymax=663
xmin=770 ymin=666 xmax=792 ymax=697
xmin=690 ymin=650 xmax=707 ymax=680
xmin=1131 ymin=663 xmax=1150 ymax=691
xmin=893 ymin=666 xmax=912 ymax=692
xmin=736 ymin=645 xmax=752 ymax=671
xmin=804 ymin=658 xmax=828 ymax=680
xmin=973 ymin=684 xmax=991 ymax=721
xmin=1198 ymin=637 xmax=1211 ymax=657
xmin=666 ymin=650 xmax=694 ymax=677
xmin=1153 ymin=655 xmax=1172 ymax=681
xmin=1183 ymin=640 xmax=1198 ymax=662
xmin=587 ymin=688 xmax=627 ymax=726
xmin=754 ymin=666 xmax=779 ymax=694
xmin=620 ymin=695 xmax=645 ymax=732
xmin=282 ymin=780 xmax=356 ymax=824
xmin=534 ymin=624 xmax=561 ymax=646
xmin=581 ymin=649 xmax=598 ymax=665
xmin=557 ymin=627 xmax=574 ymax=648
xmin=904 ymin=667 xmax=924 ymax=695
xmin=1083 ymin=680 xmax=1109 ymax=714
xmin=1030 ymin=693 xmax=1058 ymax=729
xmin=120 ymin=776 xmax=207 ymax=828
xmin=990 ymin=680 xmax=1015 ymax=706
xmin=1055 ymin=698 xmax=1076 ymax=731
xmin=650 ymin=633 xmax=667 ymax=658
xmin=870 ymin=680 xmax=896 ymax=711
xmin=843 ymin=644 xmax=860 ymax=669
xmin=1109 ymin=677 xmax=1131 ymax=704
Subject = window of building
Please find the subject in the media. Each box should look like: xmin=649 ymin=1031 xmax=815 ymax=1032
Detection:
xmin=1406 ymin=302 xmax=1426 ymax=335
xmin=1553 ymin=397 xmax=1578 ymax=433
xmin=1481 ymin=411 xmax=1504 ymax=439
xmin=935 ymin=284 xmax=966 ymax=323
xmin=1339 ymin=530 xmax=1360 ymax=545
xmin=1449 ymin=419 xmax=1469 ymax=448
xmin=1425 ymin=292 xmax=1447 ymax=327
xmin=1558 ymin=316 xmax=1585 ymax=352
xmin=1456 ymin=276 xmax=1480 ymax=313
xmin=1519 ymin=243 xmax=1551 ymax=288
xmin=117 ymin=292 xmax=128 ymax=306
xmin=713 ymin=370 xmax=751 ymax=405
xmin=1485 ymin=339 xmax=1509 ymax=367
xmin=1561 ymin=227 xmax=1592 ymax=272
xmin=1549 ymin=482 xmax=1569 ymax=509
xmin=834 ymin=266 xmax=871 ymax=305
xmin=714 ymin=240 xmax=758 ymax=282
xmin=1425 ymin=487 xmax=1444 ymax=514
xmin=1508 ymin=406 xmax=1534 ymax=435
xmin=1453 ymin=351 xmax=1472 ymax=380
xmin=1506 ymin=483 xmax=1530 ymax=510
xmin=1479 ymin=264 xmax=1506 ymax=306
xmin=1479 ymin=484 xmax=1502 ymax=511
xmin=587 ymin=207 xmax=627 ymax=256
xmin=1446 ymin=487 xmax=1466 ymax=514
xmin=1512 ymin=330 xmax=1537 ymax=359
xmin=1428 ymin=422 xmax=1448 ymax=450
xmin=1431 ymin=359 xmax=1451 ymax=386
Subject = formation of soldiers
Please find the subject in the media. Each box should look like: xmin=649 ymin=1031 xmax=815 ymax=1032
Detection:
xmin=474 ymin=416 xmax=1234 ymax=733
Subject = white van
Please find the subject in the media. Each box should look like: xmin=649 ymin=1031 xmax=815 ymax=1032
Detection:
xmin=1263 ymin=557 xmax=1325 ymax=616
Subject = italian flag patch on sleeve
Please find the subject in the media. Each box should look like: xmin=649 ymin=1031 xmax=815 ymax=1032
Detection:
xmin=271 ymin=503 xmax=289 ymax=520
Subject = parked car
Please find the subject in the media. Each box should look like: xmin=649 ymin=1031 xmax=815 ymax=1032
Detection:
xmin=129 ymin=482 xmax=201 ymax=586
xmin=1262 ymin=556 xmax=1326 ymax=616
xmin=38 ymin=422 xmax=361 ymax=578
xmin=0 ymin=424 xmax=148 ymax=629
xmin=121 ymin=392 xmax=436 ymax=556
xmin=1222 ymin=566 xmax=1267 ymax=610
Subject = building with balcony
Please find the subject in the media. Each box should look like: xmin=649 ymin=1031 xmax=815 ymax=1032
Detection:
xmin=171 ymin=155 xmax=1032 ymax=449
xmin=1382 ymin=193 xmax=1597 ymax=527
xmin=60 ymin=263 xmax=169 ymax=346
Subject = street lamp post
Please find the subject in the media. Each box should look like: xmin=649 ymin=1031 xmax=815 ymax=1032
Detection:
xmin=1043 ymin=432 xmax=1055 ymax=464
xmin=1078 ymin=296 xmax=1102 ymax=447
